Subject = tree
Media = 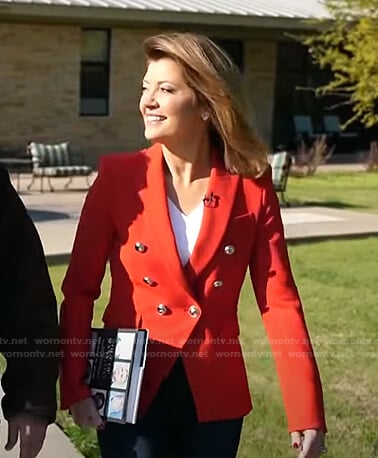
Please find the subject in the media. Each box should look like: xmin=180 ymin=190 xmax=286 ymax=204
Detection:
xmin=305 ymin=0 xmax=378 ymax=129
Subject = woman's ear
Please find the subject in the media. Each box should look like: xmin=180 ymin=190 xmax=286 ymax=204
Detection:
xmin=201 ymin=111 xmax=210 ymax=121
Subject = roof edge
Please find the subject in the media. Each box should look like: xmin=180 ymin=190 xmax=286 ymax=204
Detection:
xmin=0 ymin=3 xmax=325 ymax=30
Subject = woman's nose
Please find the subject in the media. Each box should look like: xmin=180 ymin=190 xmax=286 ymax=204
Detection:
xmin=143 ymin=90 xmax=159 ymax=108
xmin=146 ymin=97 xmax=159 ymax=108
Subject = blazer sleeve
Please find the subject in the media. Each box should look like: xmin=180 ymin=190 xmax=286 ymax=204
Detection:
xmin=0 ymin=168 xmax=58 ymax=423
xmin=59 ymin=158 xmax=116 ymax=409
xmin=249 ymin=168 xmax=326 ymax=433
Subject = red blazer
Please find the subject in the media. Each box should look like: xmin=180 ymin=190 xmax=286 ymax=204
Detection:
xmin=60 ymin=143 xmax=326 ymax=432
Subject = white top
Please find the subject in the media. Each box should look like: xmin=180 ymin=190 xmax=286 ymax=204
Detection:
xmin=167 ymin=197 xmax=204 ymax=265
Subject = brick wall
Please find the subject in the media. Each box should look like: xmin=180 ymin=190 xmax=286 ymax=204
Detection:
xmin=0 ymin=23 xmax=157 ymax=166
xmin=0 ymin=22 xmax=277 ymax=166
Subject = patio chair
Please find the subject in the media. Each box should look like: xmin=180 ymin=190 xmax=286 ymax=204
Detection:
xmin=268 ymin=151 xmax=292 ymax=206
xmin=294 ymin=115 xmax=314 ymax=137
xmin=27 ymin=141 xmax=92 ymax=192
xmin=323 ymin=115 xmax=358 ymax=139
xmin=293 ymin=116 xmax=320 ymax=147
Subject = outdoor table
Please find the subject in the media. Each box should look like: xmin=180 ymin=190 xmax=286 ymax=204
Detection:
xmin=0 ymin=157 xmax=33 ymax=191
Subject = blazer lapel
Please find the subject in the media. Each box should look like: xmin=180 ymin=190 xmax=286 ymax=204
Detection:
xmin=143 ymin=144 xmax=193 ymax=296
xmin=143 ymin=144 xmax=239 ymax=291
xmin=188 ymin=157 xmax=239 ymax=277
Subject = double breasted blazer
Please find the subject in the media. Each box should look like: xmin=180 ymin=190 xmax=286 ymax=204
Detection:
xmin=60 ymin=143 xmax=326 ymax=432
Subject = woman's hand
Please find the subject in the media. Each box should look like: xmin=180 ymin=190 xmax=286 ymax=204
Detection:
xmin=291 ymin=429 xmax=326 ymax=457
xmin=70 ymin=397 xmax=104 ymax=429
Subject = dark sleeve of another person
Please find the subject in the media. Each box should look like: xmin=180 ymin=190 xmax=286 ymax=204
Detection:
xmin=0 ymin=167 xmax=59 ymax=424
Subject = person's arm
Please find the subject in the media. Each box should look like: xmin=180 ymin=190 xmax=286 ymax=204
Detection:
xmin=248 ymin=168 xmax=326 ymax=434
xmin=0 ymin=168 xmax=58 ymax=424
xmin=59 ymin=158 xmax=116 ymax=411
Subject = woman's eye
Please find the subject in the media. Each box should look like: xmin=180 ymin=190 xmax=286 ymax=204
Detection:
xmin=161 ymin=87 xmax=173 ymax=93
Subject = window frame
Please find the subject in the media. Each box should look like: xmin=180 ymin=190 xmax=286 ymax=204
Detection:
xmin=80 ymin=28 xmax=111 ymax=117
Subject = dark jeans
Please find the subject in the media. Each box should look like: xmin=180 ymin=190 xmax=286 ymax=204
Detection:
xmin=98 ymin=358 xmax=243 ymax=458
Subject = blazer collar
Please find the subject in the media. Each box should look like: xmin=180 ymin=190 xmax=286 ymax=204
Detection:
xmin=144 ymin=143 xmax=239 ymax=291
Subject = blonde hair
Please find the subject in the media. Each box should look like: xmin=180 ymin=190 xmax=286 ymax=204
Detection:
xmin=143 ymin=32 xmax=269 ymax=178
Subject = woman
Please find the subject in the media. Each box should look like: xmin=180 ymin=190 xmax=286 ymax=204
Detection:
xmin=60 ymin=33 xmax=327 ymax=457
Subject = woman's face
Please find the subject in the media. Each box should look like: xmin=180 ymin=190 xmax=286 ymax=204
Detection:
xmin=139 ymin=57 xmax=206 ymax=145
xmin=113 ymin=365 xmax=128 ymax=384
xmin=110 ymin=395 xmax=124 ymax=412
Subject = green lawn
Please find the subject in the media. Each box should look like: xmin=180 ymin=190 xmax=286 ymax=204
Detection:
xmin=51 ymin=236 xmax=378 ymax=458
xmin=286 ymin=171 xmax=378 ymax=213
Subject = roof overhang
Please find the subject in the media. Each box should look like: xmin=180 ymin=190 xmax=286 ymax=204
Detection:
xmin=0 ymin=3 xmax=325 ymax=30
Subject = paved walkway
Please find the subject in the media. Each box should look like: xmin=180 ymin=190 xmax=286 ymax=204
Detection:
xmin=13 ymin=172 xmax=378 ymax=259
xmin=0 ymin=402 xmax=83 ymax=458
xmin=2 ymin=169 xmax=377 ymax=458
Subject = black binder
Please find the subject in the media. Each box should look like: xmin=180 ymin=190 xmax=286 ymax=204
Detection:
xmin=86 ymin=328 xmax=148 ymax=424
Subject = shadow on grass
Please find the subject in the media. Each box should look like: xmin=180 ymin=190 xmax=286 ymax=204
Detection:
xmin=284 ymin=199 xmax=368 ymax=210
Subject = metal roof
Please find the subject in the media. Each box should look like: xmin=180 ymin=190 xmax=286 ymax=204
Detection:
xmin=0 ymin=0 xmax=330 ymax=19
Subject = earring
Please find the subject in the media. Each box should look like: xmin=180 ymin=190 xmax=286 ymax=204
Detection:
xmin=201 ymin=113 xmax=209 ymax=121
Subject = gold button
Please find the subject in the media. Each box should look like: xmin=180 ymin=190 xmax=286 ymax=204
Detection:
xmin=224 ymin=245 xmax=235 ymax=255
xmin=213 ymin=280 xmax=223 ymax=288
xmin=135 ymin=242 xmax=146 ymax=253
xmin=143 ymin=276 xmax=156 ymax=286
xmin=188 ymin=305 xmax=200 ymax=318
xmin=156 ymin=304 xmax=168 ymax=315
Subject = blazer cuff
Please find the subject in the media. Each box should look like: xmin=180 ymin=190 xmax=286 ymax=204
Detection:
xmin=2 ymin=398 xmax=57 ymax=425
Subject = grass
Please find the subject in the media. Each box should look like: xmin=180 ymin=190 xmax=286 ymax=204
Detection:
xmin=286 ymin=171 xmax=378 ymax=213
xmin=237 ymin=237 xmax=378 ymax=458
xmin=50 ymin=236 xmax=378 ymax=458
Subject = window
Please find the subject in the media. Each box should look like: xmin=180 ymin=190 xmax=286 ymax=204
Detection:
xmin=80 ymin=29 xmax=111 ymax=116
xmin=213 ymin=39 xmax=244 ymax=73
xmin=272 ymin=41 xmax=338 ymax=149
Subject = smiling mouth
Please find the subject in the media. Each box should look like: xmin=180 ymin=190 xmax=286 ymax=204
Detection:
xmin=145 ymin=115 xmax=166 ymax=123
